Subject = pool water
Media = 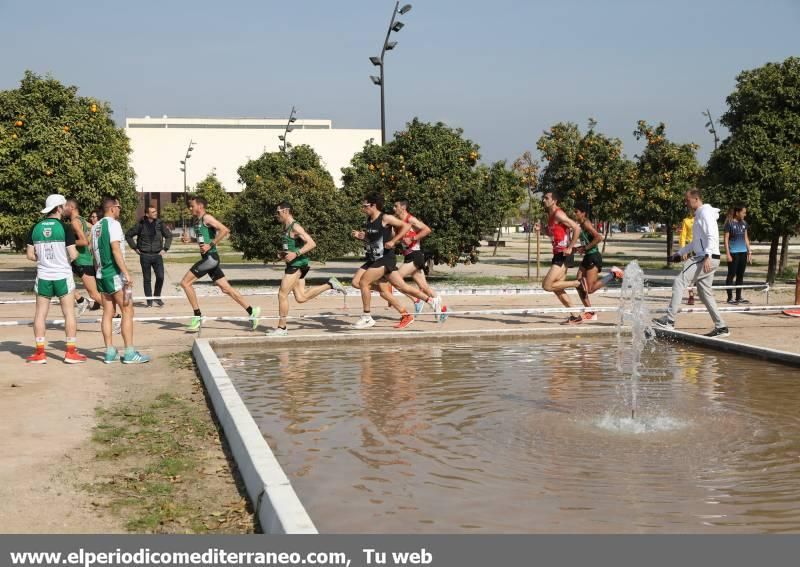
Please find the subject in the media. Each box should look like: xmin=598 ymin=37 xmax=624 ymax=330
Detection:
xmin=219 ymin=338 xmax=800 ymax=533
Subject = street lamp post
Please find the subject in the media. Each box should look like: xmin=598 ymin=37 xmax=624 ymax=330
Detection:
xmin=179 ymin=140 xmax=196 ymax=237
xmin=370 ymin=2 xmax=412 ymax=145
xmin=279 ymin=106 xmax=297 ymax=153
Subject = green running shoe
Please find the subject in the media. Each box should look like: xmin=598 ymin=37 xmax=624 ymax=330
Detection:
xmin=103 ymin=346 xmax=119 ymax=364
xmin=328 ymin=276 xmax=347 ymax=295
xmin=187 ymin=316 xmax=202 ymax=332
xmin=250 ymin=306 xmax=261 ymax=331
xmin=122 ymin=350 xmax=151 ymax=364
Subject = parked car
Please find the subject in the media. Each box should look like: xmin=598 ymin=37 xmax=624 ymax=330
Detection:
xmin=636 ymin=225 xmax=653 ymax=233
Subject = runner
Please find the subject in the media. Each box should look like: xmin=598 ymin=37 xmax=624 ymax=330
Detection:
xmin=63 ymin=198 xmax=102 ymax=316
xmin=392 ymin=199 xmax=446 ymax=321
xmin=572 ymin=201 xmax=623 ymax=321
xmin=679 ymin=212 xmax=696 ymax=305
xmin=350 ymin=193 xmax=443 ymax=329
xmin=25 ymin=194 xmax=87 ymax=364
xmin=652 ymin=188 xmax=729 ymax=337
xmin=92 ymin=195 xmax=149 ymax=363
xmin=180 ymin=196 xmax=261 ymax=332
xmin=538 ymin=191 xmax=583 ymax=325
xmin=265 ymin=201 xmax=346 ymax=337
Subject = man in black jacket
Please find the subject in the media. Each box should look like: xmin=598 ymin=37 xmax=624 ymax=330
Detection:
xmin=125 ymin=206 xmax=173 ymax=307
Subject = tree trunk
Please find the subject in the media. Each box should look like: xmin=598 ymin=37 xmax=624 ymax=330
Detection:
xmin=666 ymin=222 xmax=674 ymax=266
xmin=767 ymin=234 xmax=780 ymax=285
xmin=492 ymin=223 xmax=502 ymax=257
xmin=779 ymin=232 xmax=790 ymax=276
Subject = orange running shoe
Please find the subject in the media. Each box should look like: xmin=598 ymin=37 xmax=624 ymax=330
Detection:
xmin=26 ymin=350 xmax=47 ymax=364
xmin=64 ymin=349 xmax=87 ymax=364
xmin=393 ymin=314 xmax=415 ymax=329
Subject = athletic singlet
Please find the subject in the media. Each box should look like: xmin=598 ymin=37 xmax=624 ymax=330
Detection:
xmin=364 ymin=213 xmax=393 ymax=261
xmin=579 ymin=226 xmax=599 ymax=256
xmin=401 ymin=213 xmax=421 ymax=256
xmin=75 ymin=216 xmax=94 ymax=266
xmin=193 ymin=214 xmax=217 ymax=255
xmin=282 ymin=221 xmax=309 ymax=267
xmin=548 ymin=207 xmax=571 ymax=253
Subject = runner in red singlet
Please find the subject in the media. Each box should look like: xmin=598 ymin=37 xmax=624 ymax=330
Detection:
xmin=537 ymin=191 xmax=583 ymax=325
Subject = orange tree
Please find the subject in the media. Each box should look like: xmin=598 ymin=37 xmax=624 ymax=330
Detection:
xmin=632 ymin=120 xmax=702 ymax=263
xmin=704 ymin=57 xmax=800 ymax=283
xmin=0 ymin=71 xmax=137 ymax=248
xmin=536 ymin=120 xmax=633 ymax=231
xmin=341 ymin=118 xmax=524 ymax=265
xmin=229 ymin=145 xmax=361 ymax=261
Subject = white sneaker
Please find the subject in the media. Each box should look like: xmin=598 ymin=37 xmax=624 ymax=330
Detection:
xmin=75 ymin=299 xmax=89 ymax=317
xmin=352 ymin=314 xmax=376 ymax=329
xmin=265 ymin=327 xmax=289 ymax=337
xmin=430 ymin=296 xmax=442 ymax=322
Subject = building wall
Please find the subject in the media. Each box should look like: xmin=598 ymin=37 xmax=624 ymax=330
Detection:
xmin=125 ymin=119 xmax=381 ymax=208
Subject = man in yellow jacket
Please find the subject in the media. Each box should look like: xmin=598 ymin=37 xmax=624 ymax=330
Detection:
xmin=679 ymin=214 xmax=695 ymax=305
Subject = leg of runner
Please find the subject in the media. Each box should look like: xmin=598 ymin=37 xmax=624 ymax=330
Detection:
xmin=215 ymin=277 xmax=261 ymax=330
xmin=82 ymin=272 xmax=102 ymax=307
xmin=58 ymin=290 xmax=85 ymax=363
xmin=27 ymin=295 xmax=51 ymax=363
xmin=376 ymin=280 xmax=414 ymax=329
xmin=275 ymin=270 xmax=302 ymax=331
xmin=355 ymin=267 xmax=386 ymax=328
xmin=100 ymin=292 xmax=119 ymax=362
xmin=542 ymin=264 xmax=581 ymax=324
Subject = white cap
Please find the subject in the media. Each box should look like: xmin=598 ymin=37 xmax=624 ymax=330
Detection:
xmin=41 ymin=194 xmax=67 ymax=214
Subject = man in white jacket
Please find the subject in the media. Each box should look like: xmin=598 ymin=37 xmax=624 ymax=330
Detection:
xmin=653 ymin=188 xmax=730 ymax=337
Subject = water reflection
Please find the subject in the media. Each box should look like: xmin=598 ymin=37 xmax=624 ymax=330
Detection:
xmin=222 ymin=338 xmax=800 ymax=533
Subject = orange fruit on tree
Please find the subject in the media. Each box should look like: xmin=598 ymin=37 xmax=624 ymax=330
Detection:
xmin=15 ymin=120 xmax=23 ymax=127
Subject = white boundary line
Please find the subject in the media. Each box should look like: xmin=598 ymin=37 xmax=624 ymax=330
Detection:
xmin=0 ymin=283 xmax=773 ymax=305
xmin=2 ymin=304 xmax=798 ymax=327
xmin=192 ymin=339 xmax=317 ymax=534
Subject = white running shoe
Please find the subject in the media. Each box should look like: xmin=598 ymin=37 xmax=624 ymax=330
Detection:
xmin=265 ymin=327 xmax=289 ymax=337
xmin=328 ymin=277 xmax=347 ymax=295
xmin=352 ymin=314 xmax=376 ymax=329
xmin=75 ymin=299 xmax=89 ymax=317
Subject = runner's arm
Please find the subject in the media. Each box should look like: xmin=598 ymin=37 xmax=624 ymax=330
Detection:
xmin=25 ymin=229 xmax=36 ymax=261
xmin=65 ymin=226 xmax=78 ymax=262
xmin=407 ymin=217 xmax=431 ymax=242
xmin=383 ymin=214 xmax=411 ymax=248
xmin=556 ymin=211 xmax=581 ymax=251
xmin=71 ymin=217 xmax=88 ymax=247
xmin=203 ymin=214 xmax=229 ymax=246
xmin=110 ymin=241 xmax=131 ymax=282
xmin=161 ymin=221 xmax=173 ymax=251
xmin=291 ymin=223 xmax=317 ymax=256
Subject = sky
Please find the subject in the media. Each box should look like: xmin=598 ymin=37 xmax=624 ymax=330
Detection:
xmin=2 ymin=0 xmax=798 ymax=165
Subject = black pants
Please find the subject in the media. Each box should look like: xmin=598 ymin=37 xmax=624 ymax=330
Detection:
xmin=140 ymin=253 xmax=165 ymax=304
xmin=726 ymin=252 xmax=748 ymax=300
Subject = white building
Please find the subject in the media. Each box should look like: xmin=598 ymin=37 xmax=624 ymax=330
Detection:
xmin=125 ymin=116 xmax=380 ymax=214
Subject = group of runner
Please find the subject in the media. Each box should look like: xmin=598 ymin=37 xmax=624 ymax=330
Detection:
xmin=24 ymin=192 xmax=449 ymax=363
xmin=24 ymin=185 xmax=782 ymax=363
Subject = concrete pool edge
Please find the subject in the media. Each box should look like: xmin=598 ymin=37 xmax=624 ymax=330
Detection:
xmin=207 ymin=324 xmax=626 ymax=347
xmin=655 ymin=328 xmax=800 ymax=367
xmin=192 ymin=338 xmax=318 ymax=534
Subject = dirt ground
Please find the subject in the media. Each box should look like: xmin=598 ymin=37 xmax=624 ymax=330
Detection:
xmin=0 ymin=246 xmax=797 ymax=533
